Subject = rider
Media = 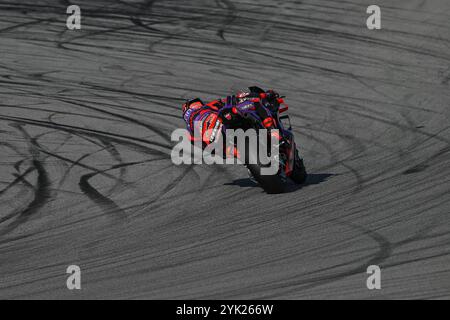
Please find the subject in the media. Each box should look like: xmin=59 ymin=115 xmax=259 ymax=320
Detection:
xmin=181 ymin=86 xmax=283 ymax=147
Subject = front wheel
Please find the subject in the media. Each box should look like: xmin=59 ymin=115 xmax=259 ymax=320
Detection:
xmin=241 ymin=130 xmax=288 ymax=194
xmin=247 ymin=163 xmax=286 ymax=194
xmin=290 ymin=150 xmax=308 ymax=184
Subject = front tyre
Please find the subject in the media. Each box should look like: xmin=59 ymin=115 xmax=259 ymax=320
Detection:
xmin=247 ymin=163 xmax=286 ymax=194
xmin=243 ymin=130 xmax=287 ymax=194
xmin=290 ymin=150 xmax=308 ymax=184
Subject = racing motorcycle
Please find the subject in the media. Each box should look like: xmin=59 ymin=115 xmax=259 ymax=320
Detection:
xmin=218 ymin=87 xmax=307 ymax=194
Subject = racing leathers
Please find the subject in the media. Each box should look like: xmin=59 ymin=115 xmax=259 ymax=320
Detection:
xmin=182 ymin=88 xmax=280 ymax=150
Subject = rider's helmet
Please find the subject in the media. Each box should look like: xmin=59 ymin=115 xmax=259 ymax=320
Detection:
xmin=236 ymin=87 xmax=263 ymax=104
xmin=236 ymin=90 xmax=251 ymax=104
xmin=237 ymin=87 xmax=282 ymax=110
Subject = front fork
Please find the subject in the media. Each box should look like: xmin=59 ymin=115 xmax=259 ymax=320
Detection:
xmin=271 ymin=129 xmax=296 ymax=177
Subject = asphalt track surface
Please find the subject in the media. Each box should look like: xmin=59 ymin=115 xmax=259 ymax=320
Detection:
xmin=0 ymin=0 xmax=449 ymax=299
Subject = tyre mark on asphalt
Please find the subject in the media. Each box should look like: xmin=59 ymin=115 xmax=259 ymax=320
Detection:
xmin=0 ymin=125 xmax=51 ymax=236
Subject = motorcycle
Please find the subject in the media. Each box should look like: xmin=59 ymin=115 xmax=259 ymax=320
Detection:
xmin=218 ymin=87 xmax=307 ymax=194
